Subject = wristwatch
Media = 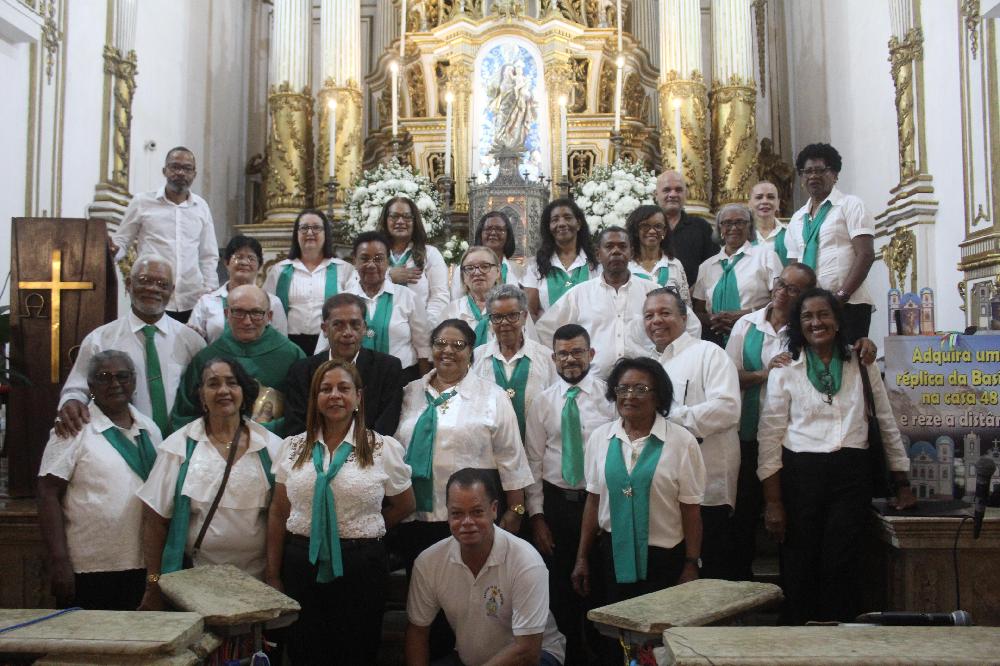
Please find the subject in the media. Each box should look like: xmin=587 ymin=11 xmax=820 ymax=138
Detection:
xmin=510 ymin=503 xmax=526 ymax=516
xmin=146 ymin=573 xmax=161 ymax=584
xmin=684 ymin=556 xmax=702 ymax=569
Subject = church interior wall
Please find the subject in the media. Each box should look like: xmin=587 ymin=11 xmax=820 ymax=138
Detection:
xmin=0 ymin=39 xmax=29 ymax=308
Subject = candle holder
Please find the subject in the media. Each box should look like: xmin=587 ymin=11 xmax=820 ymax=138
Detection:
xmin=436 ymin=174 xmax=455 ymax=236
xmin=390 ymin=134 xmax=409 ymax=166
xmin=324 ymin=176 xmax=341 ymax=238
xmin=609 ymin=131 xmax=624 ymax=163
xmin=557 ymin=177 xmax=571 ymax=198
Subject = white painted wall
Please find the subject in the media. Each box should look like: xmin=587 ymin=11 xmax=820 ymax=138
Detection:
xmin=0 ymin=38 xmax=30 ymax=307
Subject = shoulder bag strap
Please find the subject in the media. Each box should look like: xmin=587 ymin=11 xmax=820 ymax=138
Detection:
xmin=191 ymin=424 xmax=242 ymax=557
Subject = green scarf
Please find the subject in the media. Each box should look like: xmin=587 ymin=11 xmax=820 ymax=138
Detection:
xmin=492 ymin=356 xmax=531 ymax=442
xmin=309 ymin=441 xmax=354 ymax=582
xmin=773 ymin=227 xmax=789 ymax=267
xmin=711 ymin=252 xmax=744 ymax=313
xmin=390 ymin=248 xmax=412 ymax=268
xmin=560 ymin=386 xmax=584 ymax=486
xmin=467 ymin=296 xmax=490 ymax=348
xmin=101 ymin=426 xmax=157 ymax=481
xmin=545 ymin=264 xmax=589 ymax=306
xmin=161 ymin=435 xmax=275 ymax=574
xmin=275 ymin=262 xmax=339 ymax=315
xmin=800 ymin=201 xmax=832 ymax=270
xmin=805 ymin=347 xmax=843 ymax=402
xmin=362 ymin=291 xmax=393 ymax=354
xmin=631 ymin=265 xmax=670 ymax=287
xmin=605 ymin=434 xmax=664 ymax=584
xmin=738 ymin=324 xmax=766 ymax=441
xmin=405 ymin=389 xmax=457 ymax=512
xmin=500 ymin=262 xmax=509 ymax=284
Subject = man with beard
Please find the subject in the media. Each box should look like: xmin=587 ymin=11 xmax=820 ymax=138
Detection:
xmin=655 ymin=170 xmax=719 ymax=289
xmin=54 ymin=256 xmax=206 ymax=439
xmin=110 ymin=147 xmax=219 ymax=323
xmin=524 ymin=324 xmax=615 ymax=665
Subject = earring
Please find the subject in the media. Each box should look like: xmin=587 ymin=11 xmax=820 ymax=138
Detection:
xmin=89 ymin=393 xmax=96 ymax=400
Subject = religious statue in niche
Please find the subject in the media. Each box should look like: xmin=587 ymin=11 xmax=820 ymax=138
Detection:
xmin=488 ymin=61 xmax=537 ymax=150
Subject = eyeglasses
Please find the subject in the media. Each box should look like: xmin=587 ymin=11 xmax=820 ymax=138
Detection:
xmin=798 ymin=167 xmax=832 ymax=177
xmin=388 ymin=212 xmax=414 ymax=222
xmin=720 ymin=219 xmax=749 ymax=229
xmin=230 ymin=308 xmax=268 ymax=322
xmin=462 ymin=263 xmax=498 ymax=275
xmin=613 ymin=384 xmax=653 ymax=397
xmin=554 ymin=349 xmax=589 ymax=361
xmin=134 ymin=275 xmax=171 ymax=290
xmin=357 ymin=254 xmax=387 ymax=265
xmin=432 ymin=338 xmax=469 ymax=351
xmin=93 ymin=370 xmax=135 ymax=384
xmin=638 ymin=223 xmax=667 ymax=233
xmin=488 ymin=312 xmax=522 ymax=325
xmin=327 ymin=320 xmax=365 ymax=331
xmin=230 ymin=253 xmax=259 ymax=266
xmin=481 ymin=225 xmax=507 ymax=236
xmin=298 ymin=224 xmax=324 ymax=235
xmin=166 ymin=163 xmax=195 ymax=173
xmin=773 ymin=278 xmax=804 ymax=298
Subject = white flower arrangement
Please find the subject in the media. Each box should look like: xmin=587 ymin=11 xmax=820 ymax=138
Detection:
xmin=441 ymin=235 xmax=470 ymax=266
xmin=345 ymin=159 xmax=447 ymax=239
xmin=572 ymin=159 xmax=657 ymax=233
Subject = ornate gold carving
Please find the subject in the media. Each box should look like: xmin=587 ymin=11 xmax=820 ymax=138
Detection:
xmin=597 ymin=58 xmax=614 ymax=113
xmin=961 ymin=0 xmax=981 ymax=59
xmin=111 ymin=50 xmax=137 ymax=191
xmin=569 ymin=149 xmax=596 ymax=185
xmin=493 ymin=0 xmax=524 ymax=20
xmin=41 ymin=0 xmax=61 ymax=84
xmin=711 ymin=79 xmax=757 ymax=207
xmin=447 ymin=60 xmax=474 ymax=210
xmin=752 ymin=0 xmax=766 ymax=96
xmin=409 ymin=0 xmax=440 ymax=30
xmin=658 ymin=73 xmax=710 ymax=207
xmin=265 ymin=84 xmax=314 ymax=217
xmin=756 ymin=137 xmax=794 ymax=217
xmin=315 ymin=84 xmax=363 ymax=208
xmin=435 ymin=60 xmax=450 ymax=115
xmin=958 ymin=280 xmax=968 ymax=312
xmin=545 ymin=58 xmax=574 ymax=182
xmin=569 ymin=57 xmax=589 ymax=113
xmin=406 ymin=62 xmax=428 ymax=117
xmin=888 ymin=27 xmax=923 ymax=183
xmin=623 ymin=72 xmax=645 ymax=123
xmin=881 ymin=227 xmax=918 ymax=293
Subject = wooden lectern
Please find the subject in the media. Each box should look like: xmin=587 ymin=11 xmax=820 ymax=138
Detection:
xmin=6 ymin=218 xmax=117 ymax=497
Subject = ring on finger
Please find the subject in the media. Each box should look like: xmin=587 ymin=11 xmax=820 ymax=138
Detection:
xmin=54 ymin=416 xmax=63 ymax=424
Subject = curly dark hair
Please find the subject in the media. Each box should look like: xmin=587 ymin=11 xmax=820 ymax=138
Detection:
xmin=786 ymin=287 xmax=852 ymax=362
xmin=474 ymin=211 xmax=516 ymax=259
xmin=625 ymin=205 xmax=675 ymax=260
xmin=352 ymin=230 xmax=391 ymax=256
xmin=535 ymin=198 xmax=597 ymax=278
xmin=795 ymin=143 xmax=843 ymax=174
xmin=376 ymin=196 xmax=428 ymax=269
xmin=288 ymin=209 xmax=335 ymax=260
xmin=605 ymin=357 xmax=674 ymax=417
xmin=194 ymin=356 xmax=259 ymax=418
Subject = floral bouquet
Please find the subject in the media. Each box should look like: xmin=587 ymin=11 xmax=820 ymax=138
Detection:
xmin=572 ymin=159 xmax=657 ymax=233
xmin=345 ymin=159 xmax=447 ymax=239
xmin=441 ymin=235 xmax=470 ymax=266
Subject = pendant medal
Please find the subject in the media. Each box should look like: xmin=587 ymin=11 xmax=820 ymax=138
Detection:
xmin=623 ymin=486 xmax=634 ymax=497
xmin=506 ymin=388 xmax=516 ymax=399
xmin=366 ymin=329 xmax=375 ymax=338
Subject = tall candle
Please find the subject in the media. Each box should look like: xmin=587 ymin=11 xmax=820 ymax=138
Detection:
xmin=559 ymin=95 xmax=568 ymax=178
xmin=444 ymin=91 xmax=454 ymax=175
xmin=672 ymin=97 xmax=682 ymax=169
xmin=390 ymin=62 xmax=399 ymax=137
xmin=328 ymin=98 xmax=338 ymax=180
xmin=400 ymin=0 xmax=407 ymax=57
xmin=614 ymin=56 xmax=624 ymax=132
xmin=616 ymin=0 xmax=623 ymax=52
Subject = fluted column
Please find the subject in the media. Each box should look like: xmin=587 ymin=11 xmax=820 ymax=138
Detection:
xmin=317 ymin=0 xmax=363 ymax=208
xmin=265 ymin=0 xmax=313 ymax=222
xmin=658 ymin=0 xmax=710 ymax=213
xmin=449 ymin=60 xmax=473 ymax=212
xmin=545 ymin=57 xmax=574 ymax=194
xmin=888 ymin=0 xmax=923 ymax=184
xmin=710 ymin=0 xmax=757 ymax=207
xmin=633 ymin=0 xmax=659 ymax=68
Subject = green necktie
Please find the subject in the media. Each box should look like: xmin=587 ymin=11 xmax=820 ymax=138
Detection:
xmin=310 ymin=441 xmax=354 ymax=582
xmin=655 ymin=265 xmax=670 ymax=287
xmin=801 ymin=201 xmax=832 ymax=269
xmin=774 ymin=227 xmax=789 ymax=267
xmin=405 ymin=389 xmax=457 ymax=511
xmin=101 ymin=427 xmax=157 ymax=480
xmin=560 ymin=386 xmax=584 ymax=486
xmin=492 ymin=356 xmax=531 ymax=441
xmin=738 ymin=324 xmax=765 ymax=441
xmin=805 ymin=347 xmax=843 ymax=402
xmin=605 ymin=434 xmax=664 ymax=583
xmin=711 ymin=253 xmax=744 ymax=313
xmin=363 ymin=291 xmax=394 ymax=354
xmin=142 ymin=325 xmax=169 ymax=436
xmin=467 ymin=296 xmax=490 ymax=348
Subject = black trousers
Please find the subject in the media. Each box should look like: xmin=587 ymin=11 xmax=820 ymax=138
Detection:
xmin=166 ymin=309 xmax=192 ymax=324
xmin=71 ymin=569 xmax=145 ymax=610
xmin=700 ymin=504 xmax=734 ymax=580
xmin=600 ymin=535 xmax=685 ymax=604
xmin=281 ymin=535 xmax=388 ymax=665
xmin=288 ymin=333 xmax=320 ymax=356
xmin=841 ymin=303 xmax=872 ymax=344
xmin=731 ymin=438 xmax=764 ymax=581
xmin=780 ymin=447 xmax=871 ymax=624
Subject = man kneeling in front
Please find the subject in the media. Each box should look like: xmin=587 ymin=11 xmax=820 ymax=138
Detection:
xmin=405 ymin=468 xmax=566 ymax=666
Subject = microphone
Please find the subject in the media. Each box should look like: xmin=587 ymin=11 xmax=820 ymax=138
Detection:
xmin=974 ymin=456 xmax=997 ymax=539
xmin=855 ymin=611 xmax=974 ymax=626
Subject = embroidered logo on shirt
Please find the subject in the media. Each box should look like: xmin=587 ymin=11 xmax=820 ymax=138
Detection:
xmin=483 ymin=584 xmax=504 ymax=617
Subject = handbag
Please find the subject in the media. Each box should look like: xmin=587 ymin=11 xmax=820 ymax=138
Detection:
xmin=857 ymin=354 xmax=891 ymax=498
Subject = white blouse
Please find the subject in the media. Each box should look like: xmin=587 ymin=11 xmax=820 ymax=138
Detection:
xmin=263 ymin=257 xmax=354 ymax=335
xmin=38 ymin=404 xmax=163 ymax=573
xmin=391 ymin=243 xmax=450 ymax=325
xmin=471 ymin=338 xmax=557 ymax=420
xmin=448 ymin=256 xmax=523 ymax=300
xmin=137 ymin=419 xmax=282 ymax=579
xmin=626 ymin=256 xmax=691 ymax=305
xmin=187 ymin=283 xmax=288 ymax=343
xmin=692 ymin=242 xmax=782 ymax=314
xmin=521 ymin=250 xmax=595 ymax=312
xmin=274 ymin=428 xmax=412 ymax=539
xmin=394 ymin=371 xmax=534 ymax=522
xmin=725 ymin=307 xmax=789 ymax=429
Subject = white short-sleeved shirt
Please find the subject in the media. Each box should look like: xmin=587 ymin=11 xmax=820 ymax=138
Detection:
xmin=407 ymin=528 xmax=567 ymax=665
xmin=391 ymin=244 xmax=450 ymax=325
xmin=394 ymin=372 xmax=534 ymax=522
xmin=692 ymin=242 xmax=782 ymax=314
xmin=758 ymin=221 xmax=789 ymax=255
xmin=524 ymin=373 xmax=617 ymax=515
xmin=785 ymin=187 xmax=875 ymax=306
xmin=521 ymin=250 xmax=595 ymax=312
xmin=725 ymin=307 xmax=788 ymax=429
xmin=471 ymin=338 xmax=557 ymax=421
xmin=584 ymin=415 xmax=705 ymax=549
xmin=137 ymin=418 xmax=282 ymax=579
xmin=263 ymin=257 xmax=354 ymax=336
xmin=756 ymin=355 xmax=911 ymax=481
xmin=274 ymin=428 xmax=411 ymax=539
xmin=449 ymin=256 xmax=523 ymax=300
xmin=38 ymin=404 xmax=163 ymax=573
xmin=187 ymin=283 xmax=288 ymax=343
xmin=627 ymin=256 xmax=691 ymax=305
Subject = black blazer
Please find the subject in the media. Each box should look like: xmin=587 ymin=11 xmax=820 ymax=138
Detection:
xmin=284 ymin=348 xmax=404 ymax=438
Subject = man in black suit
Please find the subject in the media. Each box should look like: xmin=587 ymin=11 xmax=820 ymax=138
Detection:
xmin=284 ymin=293 xmax=404 ymax=436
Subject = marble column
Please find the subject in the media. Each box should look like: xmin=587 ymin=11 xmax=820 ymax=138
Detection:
xmin=449 ymin=60 xmax=473 ymax=212
xmin=657 ymin=0 xmax=710 ymax=213
xmin=710 ymin=0 xmax=757 ymax=207
xmin=633 ymin=0 xmax=658 ymax=69
xmin=265 ymin=0 xmax=313 ymax=222
xmin=316 ymin=0 xmax=363 ymax=209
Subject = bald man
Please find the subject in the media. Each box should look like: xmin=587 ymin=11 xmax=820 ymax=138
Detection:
xmin=655 ymin=171 xmax=719 ymax=288
xmin=169 ymin=284 xmax=305 ymax=434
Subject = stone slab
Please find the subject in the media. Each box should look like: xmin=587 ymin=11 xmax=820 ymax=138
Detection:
xmin=158 ymin=564 xmax=300 ymax=626
xmin=0 ymin=610 xmax=203 ymax=655
xmin=34 ymin=650 xmax=200 ymax=665
xmin=656 ymin=626 xmax=1000 ymax=665
xmin=587 ymin=579 xmax=783 ymax=635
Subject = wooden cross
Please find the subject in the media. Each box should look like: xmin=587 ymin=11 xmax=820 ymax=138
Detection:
xmin=18 ymin=249 xmax=94 ymax=382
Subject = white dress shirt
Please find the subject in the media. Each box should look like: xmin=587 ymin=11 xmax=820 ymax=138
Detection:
xmin=472 ymin=337 xmax=556 ymax=421
xmin=263 ymin=257 xmax=354 ymax=336
xmin=537 ymin=275 xmax=700 ymax=378
xmin=441 ymin=297 xmax=540 ymax=342
xmin=521 ymin=250 xmax=595 ymax=312
xmin=785 ymin=187 xmax=876 ymax=306
xmin=394 ymin=371 xmax=534 ymax=523
xmin=187 ymin=283 xmax=288 ymax=343
xmin=59 ymin=310 xmax=206 ymax=419
xmin=756 ymin=354 xmax=911 ymax=480
xmin=314 ymin=276 xmax=430 ymax=367
xmin=111 ymin=187 xmax=219 ymax=311
xmin=584 ymin=415 xmax=706 ymax=548
xmin=137 ymin=418 xmax=282 ymax=579
xmin=391 ymin=244 xmax=450 ymax=325
xmin=655 ymin=332 xmax=742 ymax=508
xmin=627 ymin=256 xmax=691 ymax=305
xmin=274 ymin=427 xmax=412 ymax=539
xmin=524 ymin=373 xmax=616 ymax=516
xmin=692 ymin=242 xmax=782 ymax=314
xmin=758 ymin=221 xmax=788 ymax=254
xmin=38 ymin=404 xmax=163 ymax=573
xmin=725 ymin=306 xmax=789 ymax=432
xmin=449 ymin=256 xmax=523 ymax=300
